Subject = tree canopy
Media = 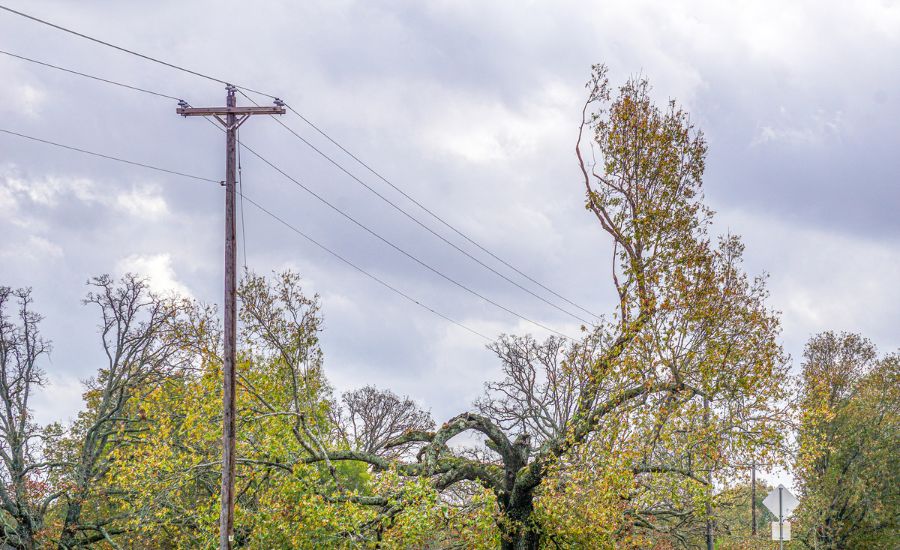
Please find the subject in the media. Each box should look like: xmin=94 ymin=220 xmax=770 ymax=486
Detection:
xmin=2 ymin=65 xmax=892 ymax=550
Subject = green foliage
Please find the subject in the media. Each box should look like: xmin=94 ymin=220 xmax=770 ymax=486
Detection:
xmin=793 ymin=332 xmax=899 ymax=549
xmin=0 ymin=64 xmax=808 ymax=550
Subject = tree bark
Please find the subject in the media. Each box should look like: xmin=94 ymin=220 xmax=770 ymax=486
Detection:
xmin=58 ymin=498 xmax=82 ymax=549
xmin=499 ymin=492 xmax=540 ymax=550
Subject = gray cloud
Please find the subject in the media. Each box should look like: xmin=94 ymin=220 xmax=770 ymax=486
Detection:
xmin=1 ymin=0 xmax=898 ymax=466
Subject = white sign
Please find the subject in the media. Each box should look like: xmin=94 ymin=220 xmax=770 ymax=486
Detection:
xmin=763 ymin=484 xmax=800 ymax=518
xmin=771 ymin=521 xmax=792 ymax=541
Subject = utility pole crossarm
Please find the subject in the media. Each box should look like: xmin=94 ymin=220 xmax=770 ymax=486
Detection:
xmin=176 ymin=105 xmax=286 ymax=116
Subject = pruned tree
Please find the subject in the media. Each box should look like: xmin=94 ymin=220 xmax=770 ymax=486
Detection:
xmin=0 ymin=287 xmax=51 ymax=549
xmin=90 ymin=271 xmax=372 ymax=548
xmin=236 ymin=271 xmax=336 ymax=476
xmin=296 ymin=65 xmax=789 ymax=550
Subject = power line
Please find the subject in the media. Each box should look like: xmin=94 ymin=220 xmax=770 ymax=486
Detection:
xmin=0 ymin=48 xmax=184 ymax=101
xmin=237 ymin=192 xmax=491 ymax=342
xmin=236 ymin=139 xmax=575 ymax=340
xmin=0 ymin=4 xmax=276 ymax=100
xmin=237 ymin=128 xmax=248 ymax=272
xmin=237 ymin=91 xmax=592 ymax=325
xmin=0 ymin=126 xmax=489 ymax=341
xmin=0 ymin=127 xmax=220 ymax=183
xmin=283 ymin=102 xmax=602 ymax=321
xmin=0 ymin=24 xmax=580 ymax=337
xmin=196 ymin=114 xmax=575 ymax=339
xmin=1 ymin=6 xmax=600 ymax=323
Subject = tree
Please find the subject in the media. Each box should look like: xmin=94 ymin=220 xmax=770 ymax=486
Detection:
xmin=0 ymin=287 xmax=52 ymax=549
xmin=713 ymin=480 xmax=776 ymax=549
xmin=336 ymin=386 xmax=434 ymax=458
xmin=49 ymin=275 xmax=192 ymax=548
xmin=794 ymin=332 xmax=899 ymax=548
xmin=97 ymin=271 xmax=493 ymax=548
xmin=298 ymin=65 xmax=788 ymax=549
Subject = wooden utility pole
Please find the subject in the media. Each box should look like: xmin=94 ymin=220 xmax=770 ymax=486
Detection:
xmin=177 ymin=86 xmax=284 ymax=549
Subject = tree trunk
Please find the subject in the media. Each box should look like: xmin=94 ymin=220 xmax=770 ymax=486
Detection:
xmin=500 ymin=529 xmax=540 ymax=550
xmin=9 ymin=517 xmax=37 ymax=550
xmin=499 ymin=491 xmax=540 ymax=550
xmin=58 ymin=499 xmax=83 ymax=550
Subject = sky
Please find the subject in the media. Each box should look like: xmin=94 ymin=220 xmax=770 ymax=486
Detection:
xmin=1 ymin=0 xmax=898 ymax=492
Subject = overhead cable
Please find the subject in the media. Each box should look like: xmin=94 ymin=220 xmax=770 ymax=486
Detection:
xmin=237 ymin=91 xmax=592 ymax=325
xmin=0 ymin=4 xmax=276 ymax=99
xmin=237 ymin=139 xmax=576 ymax=340
xmin=0 ymin=7 xmax=600 ymax=323
xmin=0 ymin=127 xmax=219 ymax=183
xmin=284 ymin=102 xmax=602 ymax=321
xmin=238 ymin=192 xmax=492 ymax=342
xmin=0 ymin=126 xmax=488 ymax=340
xmin=0 ymin=48 xmax=184 ymax=101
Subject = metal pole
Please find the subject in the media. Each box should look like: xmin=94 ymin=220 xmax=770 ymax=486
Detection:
xmin=751 ymin=459 xmax=757 ymax=536
xmin=220 ymin=84 xmax=237 ymax=550
xmin=779 ymin=486 xmax=784 ymax=550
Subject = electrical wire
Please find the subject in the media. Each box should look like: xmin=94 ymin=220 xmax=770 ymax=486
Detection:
xmin=237 ymin=192 xmax=491 ymax=342
xmin=0 ymin=125 xmax=489 ymax=340
xmin=236 ymin=91 xmax=593 ymax=325
xmin=0 ymin=48 xmax=184 ymax=101
xmin=197 ymin=115 xmax=576 ymax=339
xmin=237 ymin=127 xmax=248 ymax=272
xmin=0 ymin=4 xmax=276 ymax=99
xmin=283 ymin=102 xmax=603 ymax=321
xmin=0 ymin=127 xmax=220 ymax=183
xmin=237 ymin=138 xmax=575 ymax=340
xmin=0 ymin=7 xmax=600 ymax=322
xmin=0 ymin=26 xmax=580 ymax=336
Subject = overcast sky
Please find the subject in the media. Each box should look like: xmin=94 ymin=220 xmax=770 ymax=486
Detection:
xmin=1 ymin=1 xmax=898 ymax=490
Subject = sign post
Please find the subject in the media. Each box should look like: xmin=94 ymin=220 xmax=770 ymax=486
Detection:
xmin=763 ymin=485 xmax=799 ymax=549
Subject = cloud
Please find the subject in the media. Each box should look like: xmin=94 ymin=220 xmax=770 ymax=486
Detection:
xmin=0 ymin=56 xmax=47 ymax=117
xmin=115 ymin=253 xmax=192 ymax=298
xmin=31 ymin=372 xmax=84 ymax=426
xmin=1 ymin=0 xmax=897 ymax=442
xmin=0 ymin=235 xmax=64 ymax=262
xmin=751 ymin=108 xmax=845 ymax=147
xmin=715 ymin=206 xmax=900 ymax=357
xmin=114 ymin=184 xmax=170 ymax=219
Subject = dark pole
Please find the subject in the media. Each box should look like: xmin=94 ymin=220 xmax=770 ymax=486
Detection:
xmin=175 ymin=88 xmax=284 ymax=550
xmin=751 ymin=459 xmax=757 ymax=536
xmin=220 ymin=84 xmax=237 ymax=550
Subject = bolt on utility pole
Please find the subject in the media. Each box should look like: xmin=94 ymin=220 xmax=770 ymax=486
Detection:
xmin=177 ymin=86 xmax=285 ymax=550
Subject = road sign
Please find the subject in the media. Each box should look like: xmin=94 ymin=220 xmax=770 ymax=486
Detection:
xmin=764 ymin=485 xmax=799 ymax=548
xmin=763 ymin=485 xmax=799 ymax=518
xmin=771 ymin=521 xmax=792 ymax=541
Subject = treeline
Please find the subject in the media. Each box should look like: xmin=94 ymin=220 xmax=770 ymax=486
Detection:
xmin=0 ymin=65 xmax=896 ymax=549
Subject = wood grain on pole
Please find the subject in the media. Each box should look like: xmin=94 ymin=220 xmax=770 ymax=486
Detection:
xmin=220 ymin=85 xmax=237 ymax=550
